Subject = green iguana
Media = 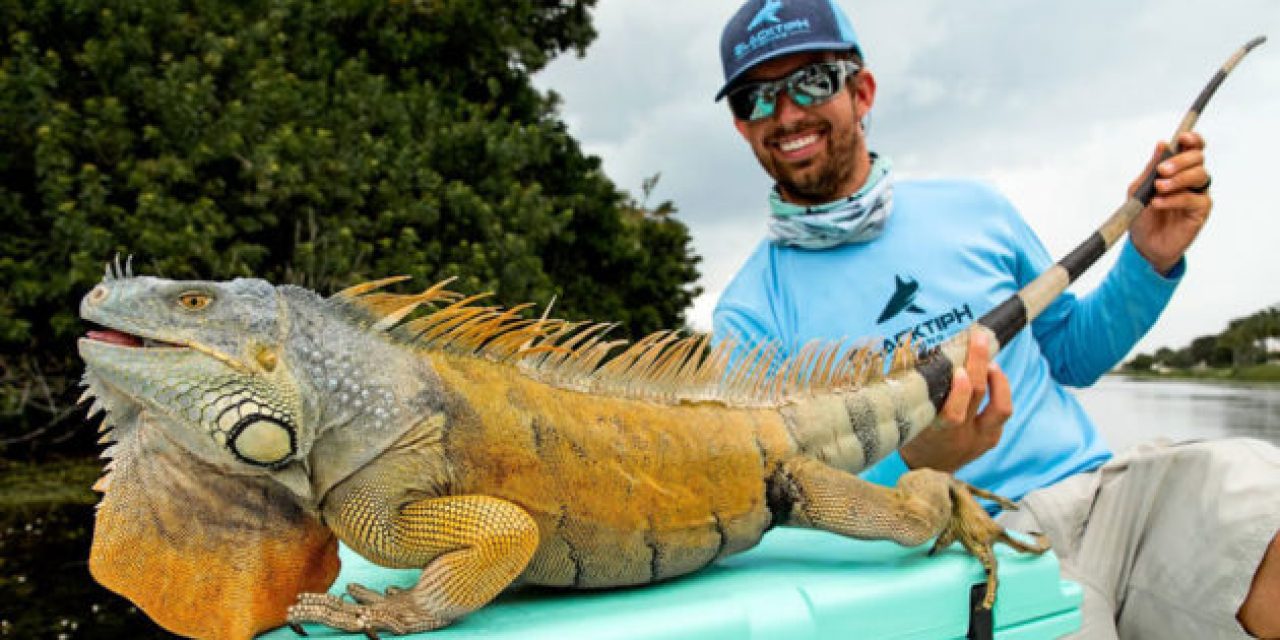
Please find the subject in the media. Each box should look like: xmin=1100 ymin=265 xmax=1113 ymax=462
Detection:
xmin=80 ymin=266 xmax=1047 ymax=639
xmin=75 ymin=38 xmax=1262 ymax=640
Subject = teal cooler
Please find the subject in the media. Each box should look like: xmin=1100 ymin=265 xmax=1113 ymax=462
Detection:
xmin=264 ymin=528 xmax=1081 ymax=639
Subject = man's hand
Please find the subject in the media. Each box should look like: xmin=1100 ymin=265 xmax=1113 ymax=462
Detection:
xmin=1128 ymin=131 xmax=1213 ymax=275
xmin=900 ymin=331 xmax=1011 ymax=473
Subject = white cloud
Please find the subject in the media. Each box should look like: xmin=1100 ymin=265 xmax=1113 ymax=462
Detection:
xmin=536 ymin=1 xmax=1280 ymax=356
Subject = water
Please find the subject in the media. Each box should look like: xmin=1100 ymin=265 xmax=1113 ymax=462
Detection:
xmin=1074 ymin=375 xmax=1280 ymax=454
xmin=0 ymin=377 xmax=1276 ymax=638
xmin=0 ymin=504 xmax=173 ymax=639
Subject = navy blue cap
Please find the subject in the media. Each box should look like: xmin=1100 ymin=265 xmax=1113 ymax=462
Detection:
xmin=715 ymin=0 xmax=862 ymax=100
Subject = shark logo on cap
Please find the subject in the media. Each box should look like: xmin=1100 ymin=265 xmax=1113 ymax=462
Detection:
xmin=717 ymin=0 xmax=860 ymax=100
xmin=748 ymin=0 xmax=785 ymax=31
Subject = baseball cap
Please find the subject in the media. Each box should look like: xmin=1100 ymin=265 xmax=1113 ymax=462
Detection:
xmin=715 ymin=0 xmax=862 ymax=101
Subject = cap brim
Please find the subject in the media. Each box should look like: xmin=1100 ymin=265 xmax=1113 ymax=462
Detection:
xmin=714 ymin=41 xmax=860 ymax=101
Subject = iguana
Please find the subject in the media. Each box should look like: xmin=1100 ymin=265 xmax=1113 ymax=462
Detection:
xmin=75 ymin=38 xmax=1262 ymax=639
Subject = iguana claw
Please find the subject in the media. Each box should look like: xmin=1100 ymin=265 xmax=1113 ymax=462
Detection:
xmin=930 ymin=479 xmax=1050 ymax=609
xmin=288 ymin=587 xmax=449 ymax=637
xmin=347 ymin=583 xmax=389 ymax=605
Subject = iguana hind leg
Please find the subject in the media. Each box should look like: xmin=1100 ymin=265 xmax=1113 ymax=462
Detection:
xmin=771 ymin=456 xmax=1048 ymax=609
xmin=288 ymin=495 xmax=539 ymax=636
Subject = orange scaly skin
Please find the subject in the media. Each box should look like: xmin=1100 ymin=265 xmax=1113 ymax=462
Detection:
xmin=438 ymin=354 xmax=793 ymax=587
xmin=294 ymin=352 xmax=1045 ymax=636
xmin=89 ymin=420 xmax=340 ymax=640
xmin=303 ymin=354 xmax=797 ymax=634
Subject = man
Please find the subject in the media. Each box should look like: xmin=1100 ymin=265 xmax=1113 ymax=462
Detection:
xmin=710 ymin=1 xmax=1280 ymax=638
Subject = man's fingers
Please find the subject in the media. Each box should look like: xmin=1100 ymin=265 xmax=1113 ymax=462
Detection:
xmin=1156 ymin=149 xmax=1206 ymax=179
xmin=977 ymin=364 xmax=1012 ymax=427
xmin=1176 ymin=131 xmax=1206 ymax=152
xmin=965 ymin=331 xmax=990 ymax=392
xmin=964 ymin=331 xmax=990 ymax=422
xmin=1154 ymin=165 xmax=1210 ymax=195
xmin=1149 ymin=192 xmax=1213 ymax=216
xmin=1130 ymin=136 xmax=1206 ymax=196
xmin=971 ymin=364 xmax=1010 ymax=449
xmin=989 ymin=363 xmax=1011 ymax=414
xmin=939 ymin=367 xmax=972 ymax=425
xmin=1128 ymin=142 xmax=1166 ymax=197
xmin=938 ymin=331 xmax=995 ymax=426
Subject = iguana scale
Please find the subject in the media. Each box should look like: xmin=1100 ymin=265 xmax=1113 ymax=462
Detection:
xmin=75 ymin=38 xmax=1262 ymax=639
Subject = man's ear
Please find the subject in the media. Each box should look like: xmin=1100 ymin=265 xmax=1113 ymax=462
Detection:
xmin=853 ymin=69 xmax=877 ymax=120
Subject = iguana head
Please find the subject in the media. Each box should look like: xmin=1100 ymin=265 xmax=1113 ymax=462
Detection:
xmin=80 ymin=276 xmax=312 ymax=477
xmin=77 ymin=272 xmax=439 ymax=638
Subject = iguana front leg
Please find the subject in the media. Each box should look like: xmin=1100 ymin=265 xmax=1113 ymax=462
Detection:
xmin=288 ymin=495 xmax=538 ymax=636
xmin=770 ymin=456 xmax=1048 ymax=608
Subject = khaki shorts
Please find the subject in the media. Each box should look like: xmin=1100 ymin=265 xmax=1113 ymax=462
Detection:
xmin=998 ymin=438 xmax=1280 ymax=640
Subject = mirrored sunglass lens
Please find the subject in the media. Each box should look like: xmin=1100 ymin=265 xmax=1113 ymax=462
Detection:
xmin=790 ymin=92 xmax=816 ymax=107
xmin=729 ymin=87 xmax=761 ymax=120
xmin=730 ymin=85 xmax=779 ymax=121
xmin=795 ymin=73 xmax=834 ymax=96
xmin=791 ymin=64 xmax=839 ymax=100
xmin=749 ymin=95 xmax=776 ymax=120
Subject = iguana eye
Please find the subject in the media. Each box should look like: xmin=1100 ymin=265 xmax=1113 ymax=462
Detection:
xmin=227 ymin=416 xmax=296 ymax=467
xmin=177 ymin=292 xmax=212 ymax=310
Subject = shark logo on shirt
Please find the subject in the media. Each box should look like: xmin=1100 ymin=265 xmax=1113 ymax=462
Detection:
xmin=877 ymin=275 xmax=926 ymax=324
xmin=874 ymin=276 xmax=977 ymax=352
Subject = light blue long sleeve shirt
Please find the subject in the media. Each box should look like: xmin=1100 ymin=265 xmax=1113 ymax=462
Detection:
xmin=712 ymin=179 xmax=1182 ymax=502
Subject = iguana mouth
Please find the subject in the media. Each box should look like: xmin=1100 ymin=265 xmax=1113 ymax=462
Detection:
xmin=85 ymin=328 xmax=187 ymax=350
xmin=82 ymin=327 xmax=251 ymax=373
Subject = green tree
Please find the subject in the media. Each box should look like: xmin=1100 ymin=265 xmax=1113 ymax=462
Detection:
xmin=1188 ymin=334 xmax=1232 ymax=368
xmin=0 ymin=0 xmax=701 ymax=454
xmin=1221 ymin=312 xmax=1272 ymax=368
xmin=1125 ymin=353 xmax=1155 ymax=372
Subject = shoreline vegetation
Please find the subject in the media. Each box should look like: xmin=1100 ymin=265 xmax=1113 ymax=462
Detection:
xmin=1119 ymin=307 xmax=1279 ymax=380
xmin=1114 ymin=363 xmax=1280 ymax=384
xmin=0 ymin=457 xmax=100 ymax=509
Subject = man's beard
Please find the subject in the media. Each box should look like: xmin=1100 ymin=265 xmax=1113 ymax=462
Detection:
xmin=762 ymin=119 xmax=860 ymax=205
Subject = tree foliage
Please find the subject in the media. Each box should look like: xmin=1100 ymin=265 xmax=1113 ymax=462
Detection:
xmin=1126 ymin=307 xmax=1280 ymax=371
xmin=1218 ymin=308 xmax=1279 ymax=367
xmin=0 ymin=0 xmax=702 ymax=454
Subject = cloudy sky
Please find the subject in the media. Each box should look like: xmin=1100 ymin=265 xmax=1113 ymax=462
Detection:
xmin=534 ymin=1 xmax=1280 ymax=356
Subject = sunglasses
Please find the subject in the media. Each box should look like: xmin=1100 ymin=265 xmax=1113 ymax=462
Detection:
xmin=727 ymin=60 xmax=861 ymax=122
